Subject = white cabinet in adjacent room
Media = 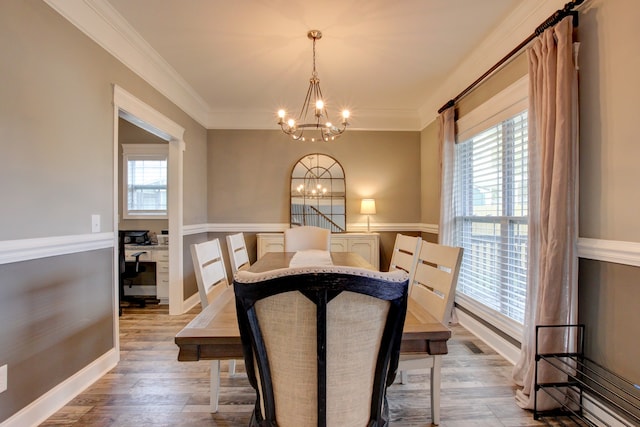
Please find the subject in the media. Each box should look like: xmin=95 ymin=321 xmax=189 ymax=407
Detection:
xmin=124 ymin=245 xmax=169 ymax=304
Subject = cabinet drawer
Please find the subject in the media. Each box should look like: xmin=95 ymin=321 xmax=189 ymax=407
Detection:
xmin=156 ymin=262 xmax=169 ymax=274
xmin=154 ymin=251 xmax=169 ymax=262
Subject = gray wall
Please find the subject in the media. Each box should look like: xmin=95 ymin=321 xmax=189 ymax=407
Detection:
xmin=574 ymin=0 xmax=640 ymax=383
xmin=0 ymin=0 xmax=207 ymax=422
xmin=207 ymin=129 xmax=422 ymax=225
xmin=0 ymin=251 xmax=113 ymax=421
xmin=2 ymin=0 xmax=639 ymax=422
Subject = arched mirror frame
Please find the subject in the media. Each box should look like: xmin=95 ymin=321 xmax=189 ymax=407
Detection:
xmin=290 ymin=153 xmax=346 ymax=232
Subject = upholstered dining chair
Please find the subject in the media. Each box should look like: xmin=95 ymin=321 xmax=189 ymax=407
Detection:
xmin=190 ymin=238 xmax=237 ymax=412
xmin=233 ymin=266 xmax=409 ymax=427
xmin=226 ymin=232 xmax=251 ymax=273
xmin=284 ymin=225 xmax=331 ymax=252
xmin=398 ymin=240 xmax=463 ymax=425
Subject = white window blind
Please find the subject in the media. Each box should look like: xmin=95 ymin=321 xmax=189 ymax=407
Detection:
xmin=122 ymin=144 xmax=168 ymax=219
xmin=453 ymin=76 xmax=528 ymax=340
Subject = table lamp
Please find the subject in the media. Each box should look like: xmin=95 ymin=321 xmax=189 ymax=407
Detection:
xmin=360 ymin=199 xmax=376 ymax=232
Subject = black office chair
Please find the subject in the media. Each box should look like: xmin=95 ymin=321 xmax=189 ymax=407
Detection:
xmin=118 ymin=230 xmax=148 ymax=315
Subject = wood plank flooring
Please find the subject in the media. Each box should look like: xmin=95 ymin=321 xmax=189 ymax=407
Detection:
xmin=41 ymin=303 xmax=559 ymax=426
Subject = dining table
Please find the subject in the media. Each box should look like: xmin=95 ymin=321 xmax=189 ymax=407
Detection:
xmin=174 ymin=251 xmax=452 ymax=412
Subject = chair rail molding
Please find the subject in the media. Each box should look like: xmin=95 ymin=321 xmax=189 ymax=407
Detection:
xmin=0 ymin=232 xmax=113 ymax=265
xmin=577 ymin=237 xmax=640 ymax=268
xmin=183 ymin=222 xmax=437 ymax=235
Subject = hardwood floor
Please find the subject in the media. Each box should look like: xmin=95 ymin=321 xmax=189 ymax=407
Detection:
xmin=41 ymin=303 xmax=556 ymax=426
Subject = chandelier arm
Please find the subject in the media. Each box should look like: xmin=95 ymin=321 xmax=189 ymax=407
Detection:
xmin=276 ymin=30 xmax=349 ymax=142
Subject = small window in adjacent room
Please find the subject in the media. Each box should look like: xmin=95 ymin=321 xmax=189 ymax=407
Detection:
xmin=122 ymin=144 xmax=168 ymax=219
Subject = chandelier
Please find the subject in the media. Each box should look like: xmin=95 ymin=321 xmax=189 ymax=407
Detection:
xmin=277 ymin=30 xmax=350 ymax=142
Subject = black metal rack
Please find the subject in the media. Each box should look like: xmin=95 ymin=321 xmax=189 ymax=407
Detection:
xmin=534 ymin=324 xmax=640 ymax=426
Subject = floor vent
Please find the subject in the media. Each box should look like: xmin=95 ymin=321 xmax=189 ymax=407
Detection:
xmin=463 ymin=340 xmax=484 ymax=354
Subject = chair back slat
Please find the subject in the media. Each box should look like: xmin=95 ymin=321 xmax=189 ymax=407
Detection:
xmin=389 ymin=234 xmax=421 ymax=291
xmin=190 ymin=239 xmax=229 ymax=308
xmin=226 ymin=232 xmax=251 ymax=273
xmin=410 ymin=241 xmax=463 ymax=324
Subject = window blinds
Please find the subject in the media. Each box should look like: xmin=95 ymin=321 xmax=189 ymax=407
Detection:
xmin=452 ymin=76 xmax=528 ymax=340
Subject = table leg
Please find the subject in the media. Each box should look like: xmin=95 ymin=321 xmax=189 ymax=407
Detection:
xmin=210 ymin=360 xmax=220 ymax=413
xmin=431 ymin=355 xmax=442 ymax=425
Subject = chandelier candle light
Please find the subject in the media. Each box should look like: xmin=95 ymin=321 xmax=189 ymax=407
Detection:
xmin=277 ymin=30 xmax=350 ymax=142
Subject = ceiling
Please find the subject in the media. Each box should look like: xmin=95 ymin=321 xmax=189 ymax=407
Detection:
xmin=47 ymin=0 xmax=541 ymax=131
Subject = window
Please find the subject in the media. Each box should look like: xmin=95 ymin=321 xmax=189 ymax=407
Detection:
xmin=452 ymin=76 xmax=528 ymax=340
xmin=122 ymin=144 xmax=168 ymax=219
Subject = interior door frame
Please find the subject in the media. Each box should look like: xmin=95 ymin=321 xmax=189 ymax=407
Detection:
xmin=112 ymin=85 xmax=186 ymax=328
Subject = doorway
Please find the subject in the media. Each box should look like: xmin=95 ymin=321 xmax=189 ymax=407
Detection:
xmin=112 ymin=85 xmax=186 ymax=347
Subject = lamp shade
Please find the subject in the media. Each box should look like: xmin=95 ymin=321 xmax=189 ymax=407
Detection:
xmin=360 ymin=199 xmax=376 ymax=215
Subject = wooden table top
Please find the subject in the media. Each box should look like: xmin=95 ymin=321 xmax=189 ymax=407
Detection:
xmin=175 ymin=252 xmax=451 ymax=362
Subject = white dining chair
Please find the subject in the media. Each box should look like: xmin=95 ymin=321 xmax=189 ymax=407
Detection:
xmin=398 ymin=240 xmax=463 ymax=425
xmin=388 ymin=233 xmax=421 ymax=281
xmin=226 ymin=232 xmax=251 ymax=273
xmin=284 ymin=225 xmax=331 ymax=252
xmin=190 ymin=238 xmax=235 ymax=412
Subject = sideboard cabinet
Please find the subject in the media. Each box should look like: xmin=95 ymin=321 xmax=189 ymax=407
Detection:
xmin=256 ymin=232 xmax=380 ymax=270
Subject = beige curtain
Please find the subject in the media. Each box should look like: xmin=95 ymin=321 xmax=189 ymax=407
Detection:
xmin=438 ymin=107 xmax=456 ymax=247
xmin=512 ymin=16 xmax=579 ymax=410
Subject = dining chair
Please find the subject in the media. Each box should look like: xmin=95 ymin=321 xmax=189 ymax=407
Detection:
xmin=284 ymin=225 xmax=331 ymax=252
xmin=226 ymin=232 xmax=251 ymax=273
xmin=223 ymin=232 xmax=250 ymax=376
xmin=388 ymin=233 xmax=421 ymax=281
xmin=190 ymin=238 xmax=235 ymax=412
xmin=398 ymin=240 xmax=463 ymax=425
xmin=233 ymin=266 xmax=409 ymax=427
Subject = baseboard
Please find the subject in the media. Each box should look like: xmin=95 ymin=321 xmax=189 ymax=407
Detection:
xmin=0 ymin=349 xmax=118 ymax=427
xmin=583 ymin=393 xmax=631 ymax=427
xmin=455 ymin=308 xmax=520 ymax=365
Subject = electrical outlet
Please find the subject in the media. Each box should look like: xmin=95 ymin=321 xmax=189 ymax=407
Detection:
xmin=0 ymin=364 xmax=7 ymax=393
xmin=91 ymin=214 xmax=100 ymax=233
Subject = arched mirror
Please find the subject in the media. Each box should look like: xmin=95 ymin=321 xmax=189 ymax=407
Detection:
xmin=291 ymin=154 xmax=346 ymax=232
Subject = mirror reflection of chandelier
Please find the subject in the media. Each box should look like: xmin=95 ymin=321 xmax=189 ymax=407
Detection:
xmin=296 ymin=182 xmax=328 ymax=197
xmin=277 ymin=30 xmax=350 ymax=142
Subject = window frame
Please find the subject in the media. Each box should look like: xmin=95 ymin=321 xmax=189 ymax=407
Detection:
xmin=452 ymin=76 xmax=529 ymax=342
xmin=122 ymin=143 xmax=168 ymax=220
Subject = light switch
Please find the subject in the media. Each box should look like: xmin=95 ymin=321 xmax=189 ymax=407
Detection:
xmin=91 ymin=214 xmax=101 ymax=233
xmin=0 ymin=364 xmax=7 ymax=393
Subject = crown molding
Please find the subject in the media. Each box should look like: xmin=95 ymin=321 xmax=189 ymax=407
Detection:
xmin=44 ymin=0 xmax=211 ymax=127
xmin=418 ymin=0 xmax=567 ymax=126
xmin=43 ymin=0 xmax=423 ymax=131
xmin=205 ymin=108 xmax=422 ymax=132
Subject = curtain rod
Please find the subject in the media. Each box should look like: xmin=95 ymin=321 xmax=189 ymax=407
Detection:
xmin=437 ymin=0 xmax=584 ymax=114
